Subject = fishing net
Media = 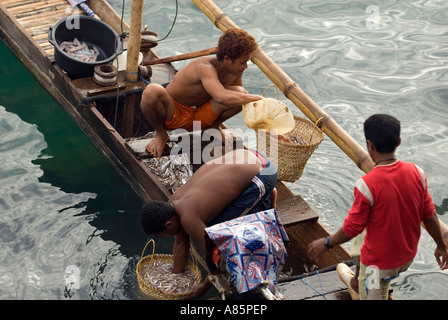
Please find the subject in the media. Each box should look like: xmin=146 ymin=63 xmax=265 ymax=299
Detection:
xmin=136 ymin=239 xmax=202 ymax=300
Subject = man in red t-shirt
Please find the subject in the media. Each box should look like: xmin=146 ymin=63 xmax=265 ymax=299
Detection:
xmin=308 ymin=114 xmax=448 ymax=300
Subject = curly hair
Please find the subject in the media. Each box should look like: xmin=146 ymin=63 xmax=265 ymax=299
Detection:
xmin=216 ymin=28 xmax=258 ymax=62
xmin=140 ymin=201 xmax=175 ymax=235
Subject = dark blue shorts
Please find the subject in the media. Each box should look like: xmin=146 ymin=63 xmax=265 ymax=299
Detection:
xmin=206 ymin=151 xmax=277 ymax=227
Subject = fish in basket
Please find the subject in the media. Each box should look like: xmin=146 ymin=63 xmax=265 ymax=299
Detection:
xmin=136 ymin=240 xmax=202 ymax=300
xmin=257 ymin=116 xmax=323 ymax=182
xmin=243 ymin=84 xmax=323 ymax=182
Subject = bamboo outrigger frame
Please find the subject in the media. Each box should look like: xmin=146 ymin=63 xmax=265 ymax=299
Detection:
xmin=192 ymin=0 xmax=448 ymax=245
xmin=1 ymin=0 xmax=446 ymax=300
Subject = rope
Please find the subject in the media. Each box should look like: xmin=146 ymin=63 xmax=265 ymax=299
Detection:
xmin=118 ymin=0 xmax=179 ymax=44
xmin=139 ymin=69 xmax=151 ymax=85
xmin=300 ymin=269 xmax=328 ymax=300
xmin=154 ymin=0 xmax=178 ymax=43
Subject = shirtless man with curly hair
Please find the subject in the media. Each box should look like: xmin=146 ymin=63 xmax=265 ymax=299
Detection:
xmin=140 ymin=28 xmax=263 ymax=159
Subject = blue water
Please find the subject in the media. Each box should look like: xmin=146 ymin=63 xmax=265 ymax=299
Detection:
xmin=1 ymin=0 xmax=447 ymax=300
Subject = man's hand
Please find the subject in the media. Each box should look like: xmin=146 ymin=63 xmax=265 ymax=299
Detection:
xmin=434 ymin=245 xmax=448 ymax=270
xmin=423 ymin=215 xmax=448 ymax=270
xmin=308 ymin=229 xmax=352 ymax=262
xmin=187 ymin=276 xmax=212 ymax=299
xmin=308 ymin=238 xmax=328 ymax=262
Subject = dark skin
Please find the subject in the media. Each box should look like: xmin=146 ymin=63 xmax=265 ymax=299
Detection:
xmin=140 ymin=53 xmax=263 ymax=160
xmin=308 ymin=138 xmax=448 ymax=291
xmin=156 ymin=149 xmax=277 ymax=298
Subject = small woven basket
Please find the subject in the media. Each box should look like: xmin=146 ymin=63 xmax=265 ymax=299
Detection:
xmin=136 ymin=240 xmax=202 ymax=300
xmin=257 ymin=116 xmax=323 ymax=182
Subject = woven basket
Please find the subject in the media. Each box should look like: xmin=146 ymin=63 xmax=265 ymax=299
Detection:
xmin=257 ymin=116 xmax=323 ymax=182
xmin=136 ymin=240 xmax=202 ymax=300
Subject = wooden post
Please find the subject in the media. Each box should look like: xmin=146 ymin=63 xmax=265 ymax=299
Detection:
xmin=122 ymin=0 xmax=144 ymax=137
xmin=126 ymin=0 xmax=144 ymax=82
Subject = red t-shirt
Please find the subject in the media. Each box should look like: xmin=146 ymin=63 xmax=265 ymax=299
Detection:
xmin=342 ymin=160 xmax=435 ymax=269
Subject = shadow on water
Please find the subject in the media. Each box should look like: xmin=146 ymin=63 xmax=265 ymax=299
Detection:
xmin=435 ymin=199 xmax=448 ymax=216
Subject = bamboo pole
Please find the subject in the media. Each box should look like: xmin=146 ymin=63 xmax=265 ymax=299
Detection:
xmin=142 ymin=47 xmax=218 ymax=66
xmin=126 ymin=0 xmax=144 ymax=82
xmin=192 ymin=0 xmax=374 ymax=173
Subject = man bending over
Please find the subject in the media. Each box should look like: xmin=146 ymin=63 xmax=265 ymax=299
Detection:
xmin=140 ymin=149 xmax=277 ymax=298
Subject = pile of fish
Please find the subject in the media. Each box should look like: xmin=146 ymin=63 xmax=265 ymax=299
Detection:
xmin=125 ymin=132 xmax=193 ymax=193
xmin=143 ymin=151 xmax=193 ymax=193
xmin=59 ymin=38 xmax=99 ymax=62
xmin=287 ymin=135 xmax=307 ymax=145
xmin=140 ymin=261 xmax=197 ymax=294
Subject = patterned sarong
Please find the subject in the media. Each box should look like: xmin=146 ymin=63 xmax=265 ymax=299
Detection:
xmin=205 ymin=209 xmax=289 ymax=297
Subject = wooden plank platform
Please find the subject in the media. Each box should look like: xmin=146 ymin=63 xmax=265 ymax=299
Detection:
xmin=276 ymin=195 xmax=318 ymax=227
xmin=0 ymin=0 xmax=174 ymax=100
xmin=0 ymin=0 xmax=84 ymax=58
xmin=279 ymin=265 xmax=355 ymax=300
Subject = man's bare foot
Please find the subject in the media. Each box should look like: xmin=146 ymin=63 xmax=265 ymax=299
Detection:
xmin=146 ymin=133 xmax=168 ymax=160
xmin=219 ymin=129 xmax=236 ymax=150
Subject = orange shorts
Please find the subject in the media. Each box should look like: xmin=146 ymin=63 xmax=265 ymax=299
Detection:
xmin=165 ymin=97 xmax=219 ymax=131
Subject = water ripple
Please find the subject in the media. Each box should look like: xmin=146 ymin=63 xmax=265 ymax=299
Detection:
xmin=0 ymin=107 xmax=97 ymax=299
xmin=212 ymin=0 xmax=448 ymax=299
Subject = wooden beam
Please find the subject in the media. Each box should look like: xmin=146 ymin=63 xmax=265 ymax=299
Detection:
xmin=276 ymin=195 xmax=318 ymax=227
xmin=126 ymin=0 xmax=143 ymax=82
xmin=88 ymin=0 xmax=130 ymax=34
xmin=142 ymin=47 xmax=218 ymax=66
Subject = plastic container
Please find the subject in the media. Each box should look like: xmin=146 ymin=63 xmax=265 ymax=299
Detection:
xmin=48 ymin=15 xmax=123 ymax=79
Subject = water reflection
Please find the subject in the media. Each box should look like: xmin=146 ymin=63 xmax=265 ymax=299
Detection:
xmin=0 ymin=107 xmax=96 ymax=299
xmin=393 ymin=272 xmax=448 ymax=300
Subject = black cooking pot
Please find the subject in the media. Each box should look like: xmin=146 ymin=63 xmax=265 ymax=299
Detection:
xmin=48 ymin=15 xmax=123 ymax=79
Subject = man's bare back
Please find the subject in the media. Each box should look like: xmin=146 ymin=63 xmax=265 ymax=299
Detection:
xmin=169 ymin=149 xmax=263 ymax=264
xmin=140 ymin=148 xmax=277 ymax=298
xmin=171 ymin=149 xmax=262 ymax=225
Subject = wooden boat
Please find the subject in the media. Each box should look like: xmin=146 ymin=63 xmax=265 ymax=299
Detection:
xmin=1 ymin=0 xmax=446 ymax=300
